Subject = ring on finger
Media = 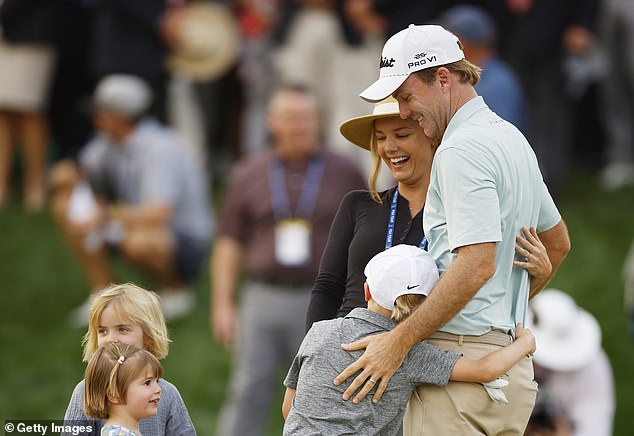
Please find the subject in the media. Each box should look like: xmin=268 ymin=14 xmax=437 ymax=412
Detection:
xmin=368 ymin=378 xmax=377 ymax=384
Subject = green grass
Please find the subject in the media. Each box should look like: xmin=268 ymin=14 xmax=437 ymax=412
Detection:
xmin=1 ymin=168 xmax=633 ymax=435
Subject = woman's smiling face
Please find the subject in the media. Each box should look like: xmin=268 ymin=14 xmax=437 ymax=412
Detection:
xmin=374 ymin=116 xmax=436 ymax=187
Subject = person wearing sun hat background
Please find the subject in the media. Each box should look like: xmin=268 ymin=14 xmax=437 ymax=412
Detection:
xmin=332 ymin=24 xmax=572 ymax=435
xmin=526 ymin=289 xmax=615 ymax=436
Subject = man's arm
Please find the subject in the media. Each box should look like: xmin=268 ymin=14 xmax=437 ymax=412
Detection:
xmin=529 ymin=220 xmax=571 ymax=298
xmin=109 ymin=201 xmax=172 ymax=228
xmin=335 ymin=242 xmax=496 ymax=403
xmin=210 ymin=236 xmax=244 ymax=348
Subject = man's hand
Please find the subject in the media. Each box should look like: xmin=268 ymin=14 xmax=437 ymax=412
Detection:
xmin=212 ymin=300 xmax=238 ymax=349
xmin=210 ymin=237 xmax=243 ymax=349
xmin=333 ymin=330 xmax=409 ymax=404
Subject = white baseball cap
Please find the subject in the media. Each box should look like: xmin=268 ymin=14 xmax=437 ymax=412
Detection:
xmin=93 ymin=74 xmax=153 ymax=117
xmin=360 ymin=24 xmax=465 ymax=103
xmin=364 ymin=244 xmax=439 ymax=311
xmin=527 ymin=289 xmax=602 ymax=371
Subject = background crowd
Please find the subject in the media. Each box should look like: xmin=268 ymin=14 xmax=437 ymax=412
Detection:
xmin=1 ymin=0 xmax=633 ymax=435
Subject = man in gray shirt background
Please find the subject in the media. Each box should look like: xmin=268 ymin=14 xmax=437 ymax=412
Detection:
xmin=49 ymin=74 xmax=212 ymax=323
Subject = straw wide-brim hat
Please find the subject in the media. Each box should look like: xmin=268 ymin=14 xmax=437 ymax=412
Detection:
xmin=166 ymin=2 xmax=239 ymax=82
xmin=339 ymin=97 xmax=401 ymax=150
xmin=527 ymin=289 xmax=601 ymax=372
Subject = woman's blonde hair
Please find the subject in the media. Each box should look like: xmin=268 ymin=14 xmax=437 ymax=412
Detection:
xmin=84 ymin=342 xmax=163 ymax=419
xmin=82 ymin=283 xmax=170 ymax=362
xmin=392 ymin=294 xmax=426 ymax=323
xmin=368 ymin=128 xmax=384 ymax=204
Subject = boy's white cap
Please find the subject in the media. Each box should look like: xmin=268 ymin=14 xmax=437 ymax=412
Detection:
xmin=360 ymin=24 xmax=464 ymax=103
xmin=93 ymin=74 xmax=153 ymax=117
xmin=364 ymin=244 xmax=439 ymax=310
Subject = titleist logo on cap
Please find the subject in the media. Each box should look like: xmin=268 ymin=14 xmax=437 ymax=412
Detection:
xmin=380 ymin=57 xmax=396 ymax=68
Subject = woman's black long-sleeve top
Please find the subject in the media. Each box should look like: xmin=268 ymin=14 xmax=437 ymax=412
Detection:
xmin=305 ymin=187 xmax=425 ymax=332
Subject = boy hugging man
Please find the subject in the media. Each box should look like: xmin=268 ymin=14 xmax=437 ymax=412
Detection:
xmin=282 ymin=244 xmax=535 ymax=435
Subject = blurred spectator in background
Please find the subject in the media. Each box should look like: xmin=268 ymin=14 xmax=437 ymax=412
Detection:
xmin=502 ymin=0 xmax=600 ymax=194
xmin=210 ymin=85 xmax=364 ymax=436
xmin=89 ymin=0 xmax=171 ymax=121
xmin=233 ymin=0 xmax=282 ymax=157
xmin=49 ymin=75 xmax=212 ymax=323
xmin=271 ymin=0 xmax=447 ymax=189
xmin=527 ymin=289 xmax=615 ymax=436
xmin=352 ymin=0 xmax=442 ymax=38
xmin=624 ymin=240 xmax=634 ymax=340
xmin=272 ymin=0 xmax=386 ymax=187
xmin=441 ymin=4 xmax=527 ymax=132
xmin=525 ymin=392 xmax=574 ymax=436
xmin=162 ymin=1 xmax=241 ymax=197
xmin=0 ymin=0 xmax=63 ymax=211
xmin=46 ymin=0 xmax=94 ymax=161
xmin=598 ymin=0 xmax=634 ymax=190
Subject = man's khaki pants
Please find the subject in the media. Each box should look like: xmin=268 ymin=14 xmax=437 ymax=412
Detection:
xmin=404 ymin=331 xmax=538 ymax=435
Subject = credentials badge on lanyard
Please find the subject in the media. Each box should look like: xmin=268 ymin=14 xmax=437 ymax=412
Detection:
xmin=275 ymin=219 xmax=312 ymax=266
xmin=269 ymin=156 xmax=325 ymax=267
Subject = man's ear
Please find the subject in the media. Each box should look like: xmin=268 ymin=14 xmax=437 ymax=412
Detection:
xmin=437 ymin=67 xmax=450 ymax=87
xmin=364 ymin=282 xmax=371 ymax=302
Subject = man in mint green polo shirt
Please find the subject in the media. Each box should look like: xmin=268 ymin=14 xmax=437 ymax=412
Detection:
xmin=333 ymin=24 xmax=571 ymax=434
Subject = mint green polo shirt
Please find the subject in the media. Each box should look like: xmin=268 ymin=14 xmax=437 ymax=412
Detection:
xmin=424 ymin=97 xmax=561 ymax=336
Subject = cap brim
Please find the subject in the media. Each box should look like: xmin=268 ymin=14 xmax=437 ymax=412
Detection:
xmin=359 ymin=75 xmax=409 ymax=103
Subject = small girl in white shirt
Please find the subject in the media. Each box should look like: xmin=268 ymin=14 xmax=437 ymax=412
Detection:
xmin=84 ymin=342 xmax=162 ymax=436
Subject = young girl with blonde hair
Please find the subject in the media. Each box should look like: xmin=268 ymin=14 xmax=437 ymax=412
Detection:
xmin=63 ymin=283 xmax=195 ymax=435
xmin=84 ymin=342 xmax=162 ymax=435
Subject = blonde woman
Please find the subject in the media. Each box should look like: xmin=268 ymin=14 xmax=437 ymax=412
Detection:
xmin=306 ymin=97 xmax=437 ymax=330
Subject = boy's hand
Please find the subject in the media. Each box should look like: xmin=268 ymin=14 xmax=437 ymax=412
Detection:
xmin=515 ymin=323 xmax=536 ymax=355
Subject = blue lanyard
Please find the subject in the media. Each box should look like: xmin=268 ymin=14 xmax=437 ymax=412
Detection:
xmin=268 ymin=156 xmax=325 ymax=220
xmin=385 ymin=187 xmax=428 ymax=250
